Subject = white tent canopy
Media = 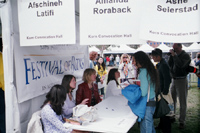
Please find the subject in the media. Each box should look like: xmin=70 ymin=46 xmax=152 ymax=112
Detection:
xmin=181 ymin=44 xmax=188 ymax=52
xmin=155 ymin=43 xmax=200 ymax=53
xmin=135 ymin=43 xmax=154 ymax=53
xmin=103 ymin=45 xmax=135 ymax=54
xmin=104 ymin=45 xmax=113 ymax=51
xmin=186 ymin=42 xmax=200 ymax=52
xmin=89 ymin=46 xmax=100 ymax=54
xmin=156 ymin=43 xmax=170 ymax=53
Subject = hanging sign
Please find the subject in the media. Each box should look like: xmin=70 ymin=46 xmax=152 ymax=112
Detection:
xmin=80 ymin=0 xmax=144 ymax=45
xmin=14 ymin=43 xmax=88 ymax=103
xmin=139 ymin=0 xmax=200 ymax=43
xmin=18 ymin=0 xmax=76 ymax=46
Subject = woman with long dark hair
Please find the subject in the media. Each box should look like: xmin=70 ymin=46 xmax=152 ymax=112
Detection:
xmin=132 ymin=51 xmax=159 ymax=133
xmin=95 ymin=56 xmax=107 ymax=97
xmin=105 ymin=68 xmax=121 ymax=98
xmin=41 ymin=84 xmax=72 ymax=133
xmin=61 ymin=75 xmax=88 ymax=118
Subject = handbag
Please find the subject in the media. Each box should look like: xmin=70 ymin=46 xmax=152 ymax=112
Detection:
xmin=153 ymin=94 xmax=170 ymax=118
xmin=72 ymin=105 xmax=98 ymax=125
xmin=162 ymin=92 xmax=173 ymax=104
xmin=162 ymin=92 xmax=175 ymax=117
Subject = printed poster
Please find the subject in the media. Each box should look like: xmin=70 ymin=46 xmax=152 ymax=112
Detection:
xmin=80 ymin=0 xmax=144 ymax=45
xmin=139 ymin=0 xmax=200 ymax=42
xmin=18 ymin=0 xmax=76 ymax=46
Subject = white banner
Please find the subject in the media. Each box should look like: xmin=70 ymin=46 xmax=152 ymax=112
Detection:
xmin=18 ymin=0 xmax=76 ymax=46
xmin=80 ymin=0 xmax=144 ymax=45
xmin=139 ymin=0 xmax=200 ymax=43
xmin=14 ymin=43 xmax=88 ymax=103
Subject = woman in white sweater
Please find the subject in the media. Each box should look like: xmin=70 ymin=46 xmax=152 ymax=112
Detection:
xmin=105 ymin=68 xmax=121 ymax=99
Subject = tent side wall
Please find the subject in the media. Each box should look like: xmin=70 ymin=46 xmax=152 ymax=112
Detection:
xmin=1 ymin=1 xmax=21 ymax=133
xmin=1 ymin=1 xmax=87 ymax=133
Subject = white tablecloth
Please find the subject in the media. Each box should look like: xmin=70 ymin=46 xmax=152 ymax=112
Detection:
xmin=64 ymin=95 xmax=137 ymax=133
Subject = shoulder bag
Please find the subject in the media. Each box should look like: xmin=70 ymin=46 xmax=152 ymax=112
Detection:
xmin=153 ymin=93 xmax=170 ymax=118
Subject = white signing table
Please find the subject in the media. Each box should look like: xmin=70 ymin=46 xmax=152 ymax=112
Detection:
xmin=64 ymin=95 xmax=138 ymax=133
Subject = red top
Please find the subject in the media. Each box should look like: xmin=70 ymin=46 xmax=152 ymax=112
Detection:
xmin=76 ymin=82 xmax=101 ymax=107
xmin=106 ymin=57 xmax=110 ymax=62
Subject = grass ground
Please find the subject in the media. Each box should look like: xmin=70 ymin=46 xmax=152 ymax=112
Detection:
xmin=127 ymin=86 xmax=200 ymax=133
xmin=127 ymin=85 xmax=200 ymax=133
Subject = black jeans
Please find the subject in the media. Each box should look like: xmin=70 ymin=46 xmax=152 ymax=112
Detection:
xmin=158 ymin=116 xmax=171 ymax=133
xmin=98 ymin=87 xmax=104 ymax=95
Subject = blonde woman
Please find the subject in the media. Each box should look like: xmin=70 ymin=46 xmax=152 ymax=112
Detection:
xmin=118 ymin=53 xmax=134 ymax=83
xmin=76 ymin=68 xmax=101 ymax=107
xmin=89 ymin=51 xmax=98 ymax=68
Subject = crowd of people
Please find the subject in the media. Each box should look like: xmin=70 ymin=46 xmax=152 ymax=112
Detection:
xmin=87 ymin=43 xmax=200 ymax=133
xmin=39 ymin=43 xmax=200 ymax=133
xmin=1 ymin=41 xmax=200 ymax=133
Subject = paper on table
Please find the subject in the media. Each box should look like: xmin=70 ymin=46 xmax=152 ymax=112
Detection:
xmin=128 ymin=79 xmax=141 ymax=86
xmin=63 ymin=95 xmax=138 ymax=133
xmin=128 ymin=79 xmax=140 ymax=83
xmin=119 ymin=81 xmax=130 ymax=89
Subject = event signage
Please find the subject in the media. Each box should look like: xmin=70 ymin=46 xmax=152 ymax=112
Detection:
xmin=18 ymin=0 xmax=76 ymax=46
xmin=139 ymin=0 xmax=200 ymax=42
xmin=14 ymin=44 xmax=88 ymax=103
xmin=80 ymin=0 xmax=144 ymax=45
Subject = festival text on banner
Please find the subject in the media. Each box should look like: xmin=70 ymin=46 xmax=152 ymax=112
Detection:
xmin=14 ymin=44 xmax=88 ymax=103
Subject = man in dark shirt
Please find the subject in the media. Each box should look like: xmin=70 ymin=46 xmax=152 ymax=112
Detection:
xmin=152 ymin=48 xmax=171 ymax=133
xmin=168 ymin=43 xmax=191 ymax=129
